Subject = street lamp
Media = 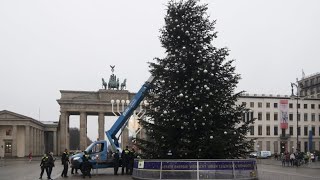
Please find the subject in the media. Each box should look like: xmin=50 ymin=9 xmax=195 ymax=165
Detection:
xmin=291 ymin=82 xmax=299 ymax=151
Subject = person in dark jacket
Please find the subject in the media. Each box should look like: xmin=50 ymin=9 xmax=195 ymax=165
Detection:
xmin=47 ymin=152 xmax=55 ymax=180
xmin=121 ymin=146 xmax=130 ymax=175
xmin=81 ymin=151 xmax=92 ymax=178
xmin=39 ymin=153 xmax=49 ymax=179
xmin=71 ymin=152 xmax=78 ymax=175
xmin=61 ymin=149 xmax=70 ymax=178
xmin=128 ymin=148 xmax=136 ymax=175
xmin=113 ymin=149 xmax=120 ymax=175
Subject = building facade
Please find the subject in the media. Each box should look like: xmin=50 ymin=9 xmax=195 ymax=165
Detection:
xmin=0 ymin=110 xmax=58 ymax=157
xmin=298 ymin=72 xmax=320 ymax=98
xmin=239 ymin=94 xmax=320 ymax=154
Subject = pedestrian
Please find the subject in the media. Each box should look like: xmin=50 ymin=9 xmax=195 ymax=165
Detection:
xmin=290 ymin=152 xmax=295 ymax=166
xmin=28 ymin=152 xmax=32 ymax=163
xmin=39 ymin=153 xmax=49 ymax=179
xmin=61 ymin=149 xmax=70 ymax=178
xmin=128 ymin=148 xmax=136 ymax=175
xmin=81 ymin=151 xmax=92 ymax=178
xmin=47 ymin=152 xmax=55 ymax=180
xmin=113 ymin=149 xmax=120 ymax=175
xmin=121 ymin=146 xmax=130 ymax=175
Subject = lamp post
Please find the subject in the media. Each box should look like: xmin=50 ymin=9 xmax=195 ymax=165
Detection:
xmin=291 ymin=82 xmax=299 ymax=151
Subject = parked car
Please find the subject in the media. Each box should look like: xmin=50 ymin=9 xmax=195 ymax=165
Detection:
xmin=249 ymin=152 xmax=258 ymax=158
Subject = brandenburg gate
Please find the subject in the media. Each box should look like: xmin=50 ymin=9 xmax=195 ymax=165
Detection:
xmin=57 ymin=89 xmax=136 ymax=153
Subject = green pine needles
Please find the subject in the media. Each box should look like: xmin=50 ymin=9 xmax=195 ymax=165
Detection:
xmin=135 ymin=0 xmax=255 ymax=159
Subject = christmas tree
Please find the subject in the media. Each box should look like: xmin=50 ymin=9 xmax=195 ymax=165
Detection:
xmin=136 ymin=0 xmax=254 ymax=159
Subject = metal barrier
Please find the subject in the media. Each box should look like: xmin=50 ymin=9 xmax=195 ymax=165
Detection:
xmin=132 ymin=159 xmax=258 ymax=180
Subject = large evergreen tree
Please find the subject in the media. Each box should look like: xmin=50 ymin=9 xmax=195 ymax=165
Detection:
xmin=136 ymin=0 xmax=254 ymax=159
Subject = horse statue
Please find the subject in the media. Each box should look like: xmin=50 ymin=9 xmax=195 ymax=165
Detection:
xmin=120 ymin=78 xmax=127 ymax=90
xmin=102 ymin=78 xmax=107 ymax=90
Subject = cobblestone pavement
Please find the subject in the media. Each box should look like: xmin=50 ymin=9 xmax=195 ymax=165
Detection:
xmin=258 ymin=159 xmax=320 ymax=180
xmin=1 ymin=158 xmax=320 ymax=180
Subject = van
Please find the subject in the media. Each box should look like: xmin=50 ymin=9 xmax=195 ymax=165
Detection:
xmin=257 ymin=151 xmax=271 ymax=158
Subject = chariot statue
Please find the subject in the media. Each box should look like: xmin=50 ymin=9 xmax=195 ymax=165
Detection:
xmin=101 ymin=65 xmax=127 ymax=90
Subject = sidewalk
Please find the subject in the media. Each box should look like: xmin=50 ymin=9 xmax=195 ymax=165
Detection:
xmin=257 ymin=158 xmax=320 ymax=169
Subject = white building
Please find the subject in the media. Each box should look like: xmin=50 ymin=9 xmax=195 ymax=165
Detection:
xmin=239 ymin=94 xmax=320 ymax=154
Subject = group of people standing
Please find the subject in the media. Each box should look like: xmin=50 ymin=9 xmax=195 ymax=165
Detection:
xmin=280 ymin=150 xmax=312 ymax=167
xmin=113 ymin=146 xmax=137 ymax=175
xmin=39 ymin=146 xmax=137 ymax=179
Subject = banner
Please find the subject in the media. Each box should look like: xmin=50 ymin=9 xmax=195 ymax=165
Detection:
xmin=279 ymin=100 xmax=288 ymax=129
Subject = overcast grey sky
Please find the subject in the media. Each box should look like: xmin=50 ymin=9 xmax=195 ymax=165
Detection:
xmin=1 ymin=0 xmax=320 ymax=140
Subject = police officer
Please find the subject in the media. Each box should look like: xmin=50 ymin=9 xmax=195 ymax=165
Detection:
xmin=61 ymin=149 xmax=70 ymax=178
xmin=47 ymin=152 xmax=55 ymax=180
xmin=81 ymin=151 xmax=92 ymax=178
xmin=121 ymin=146 xmax=130 ymax=175
xmin=113 ymin=149 xmax=120 ymax=175
xmin=39 ymin=153 xmax=48 ymax=179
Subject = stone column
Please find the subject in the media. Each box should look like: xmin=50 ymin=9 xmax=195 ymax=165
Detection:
xmin=59 ymin=111 xmax=69 ymax=153
xmin=12 ymin=125 xmax=17 ymax=157
xmin=36 ymin=129 xmax=39 ymax=155
xmin=30 ymin=127 xmax=34 ymax=155
xmin=25 ymin=125 xmax=30 ymax=156
xmin=98 ymin=112 xmax=105 ymax=141
xmin=53 ymin=131 xmax=57 ymax=155
xmin=33 ymin=128 xmax=36 ymax=155
xmin=80 ymin=112 xmax=87 ymax=150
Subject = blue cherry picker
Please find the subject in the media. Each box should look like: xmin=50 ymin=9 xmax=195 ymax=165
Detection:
xmin=70 ymin=76 xmax=154 ymax=170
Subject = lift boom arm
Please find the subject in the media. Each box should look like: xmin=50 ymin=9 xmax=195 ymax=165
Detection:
xmin=105 ymin=76 xmax=154 ymax=152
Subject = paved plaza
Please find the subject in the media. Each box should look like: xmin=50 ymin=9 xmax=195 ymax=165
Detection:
xmin=0 ymin=157 xmax=319 ymax=180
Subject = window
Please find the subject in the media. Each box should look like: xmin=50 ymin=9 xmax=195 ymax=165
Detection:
xmin=311 ymin=104 xmax=315 ymax=109
xmin=312 ymin=113 xmax=315 ymax=121
xmin=319 ymin=114 xmax=320 ymax=121
xmin=274 ymin=141 xmax=278 ymax=153
xmin=249 ymin=126 xmax=254 ymax=136
xmin=304 ymin=113 xmax=308 ymax=121
xmin=242 ymin=102 xmax=246 ymax=107
xmin=304 ymin=104 xmax=308 ymax=109
xmin=304 ymin=126 xmax=308 ymax=136
xmin=266 ymin=103 xmax=270 ymax=108
xmin=289 ymin=103 xmax=293 ymax=108
xmin=312 ymin=126 xmax=315 ymax=136
xmin=5 ymin=141 xmax=12 ymax=153
xmin=274 ymin=113 xmax=278 ymax=121
xmin=318 ymin=104 xmax=320 ymax=109
xmin=91 ymin=143 xmax=105 ymax=153
xmin=258 ymin=112 xmax=262 ymax=120
xmin=5 ymin=129 xmax=12 ymax=136
xmin=266 ymin=112 xmax=270 ymax=121
xmin=258 ymin=102 xmax=262 ymax=108
xmin=258 ymin=125 xmax=262 ymax=135
xmin=304 ymin=142 xmax=308 ymax=153
xmin=274 ymin=126 xmax=278 ymax=135
xmin=289 ymin=113 xmax=293 ymax=121
xmin=281 ymin=129 xmax=286 ymax=136
xmin=319 ymin=127 xmax=320 ymax=136
xmin=266 ymin=126 xmax=270 ymax=136
xmin=298 ymin=126 xmax=301 ymax=136
xmin=250 ymin=102 xmax=254 ymax=108
xmin=266 ymin=141 xmax=270 ymax=151
xmin=298 ymin=113 xmax=301 ymax=121
xmin=289 ymin=126 xmax=293 ymax=136
xmin=274 ymin=103 xmax=278 ymax=108
xmin=297 ymin=104 xmax=300 ymax=109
